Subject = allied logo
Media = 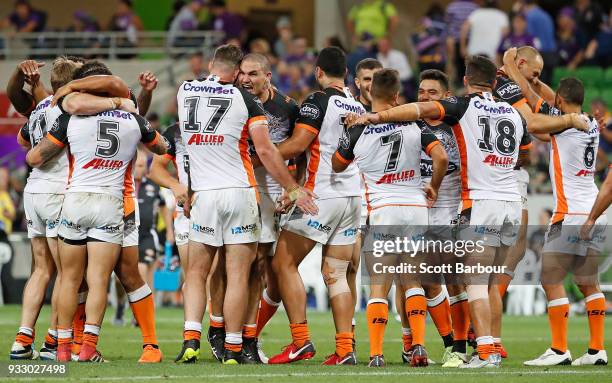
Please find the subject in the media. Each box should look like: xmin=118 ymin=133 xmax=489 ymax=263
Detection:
xmin=483 ymin=154 xmax=514 ymax=167
xmin=83 ymin=158 xmax=124 ymax=170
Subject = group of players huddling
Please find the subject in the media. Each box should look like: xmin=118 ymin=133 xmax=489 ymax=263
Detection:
xmin=6 ymin=41 xmax=608 ymax=369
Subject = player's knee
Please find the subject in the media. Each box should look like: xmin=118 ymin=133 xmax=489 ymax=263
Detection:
xmin=466 ymin=284 xmax=488 ymax=302
xmin=117 ymin=272 xmax=144 ymax=292
xmin=576 ymin=283 xmax=600 ymax=298
xmin=322 ymin=257 xmax=351 ymax=298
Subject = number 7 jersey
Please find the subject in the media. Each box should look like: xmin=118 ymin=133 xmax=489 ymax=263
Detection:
xmin=433 ymin=92 xmax=531 ymax=202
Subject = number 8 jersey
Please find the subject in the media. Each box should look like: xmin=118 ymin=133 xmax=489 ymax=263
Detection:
xmin=433 ymin=92 xmax=530 ymax=202
xmin=177 ymin=75 xmax=267 ymax=192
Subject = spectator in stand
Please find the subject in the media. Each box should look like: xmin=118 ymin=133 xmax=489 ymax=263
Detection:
xmin=108 ymin=0 xmax=143 ymax=58
xmin=376 ymin=36 xmax=415 ymax=101
xmin=168 ymin=0 xmax=204 ymax=48
xmin=347 ymin=32 xmax=377 ymax=78
xmin=324 ymin=36 xmax=347 ymax=53
xmin=276 ymin=62 xmax=310 ymax=102
xmin=497 ymin=12 xmax=539 ymax=66
xmin=445 ymin=0 xmax=479 ymax=86
xmin=0 ymin=0 xmax=46 ymax=33
xmin=522 ymin=0 xmax=556 ymax=84
xmin=210 ymin=0 xmax=245 ymax=42
xmin=0 ymin=168 xmax=15 ymax=239
xmin=66 ymin=10 xmax=101 ymax=52
xmin=574 ymin=0 xmax=605 ymax=43
xmin=284 ymin=35 xmax=314 ymax=65
xmin=461 ymin=0 xmax=509 ymax=60
xmin=274 ymin=16 xmax=293 ymax=59
xmin=556 ymin=7 xmax=586 ymax=70
xmin=593 ymin=98 xmax=612 ymax=164
xmin=346 ymin=0 xmax=399 ymax=46
xmin=584 ymin=8 xmax=612 ymax=68
xmin=412 ymin=8 xmax=447 ymax=72
xmin=185 ymin=51 xmax=207 ymax=80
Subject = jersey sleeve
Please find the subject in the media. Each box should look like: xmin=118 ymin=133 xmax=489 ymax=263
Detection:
xmin=19 ymin=122 xmax=30 ymax=143
xmin=433 ymin=96 xmax=470 ymax=126
xmin=534 ymin=99 xmax=562 ymax=117
xmin=239 ymin=88 xmax=268 ymax=130
xmin=134 ymin=113 xmax=160 ymax=146
xmin=335 ymin=124 xmax=366 ymax=164
xmin=420 ymin=125 xmax=441 ymax=156
xmin=494 ymin=76 xmax=527 ymax=108
xmin=46 ymin=112 xmax=71 ymax=147
xmin=287 ymin=97 xmax=300 ymax=136
xmin=161 ymin=124 xmax=177 ymax=159
xmin=295 ymin=92 xmax=326 ymax=135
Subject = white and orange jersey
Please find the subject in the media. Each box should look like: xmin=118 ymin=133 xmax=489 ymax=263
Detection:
xmin=161 ymin=123 xmax=188 ymax=186
xmin=335 ymin=121 xmax=440 ymax=211
xmin=537 ymin=102 xmax=600 ymax=222
xmin=177 ymin=75 xmax=267 ymax=193
xmin=47 ymin=110 xmax=160 ymax=199
xmin=296 ymin=87 xmax=366 ymax=200
xmin=434 ymin=93 xmax=530 ymax=202
xmin=20 ymin=96 xmax=68 ymax=194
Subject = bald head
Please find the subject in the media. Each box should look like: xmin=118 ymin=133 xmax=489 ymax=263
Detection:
xmin=515 ymin=46 xmax=543 ymax=83
xmin=242 ymin=53 xmax=271 ymax=73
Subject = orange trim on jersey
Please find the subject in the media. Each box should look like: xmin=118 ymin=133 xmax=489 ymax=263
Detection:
xmin=47 ymin=134 xmax=65 ymax=148
xmin=551 ymin=136 xmax=568 ymax=224
xmin=519 ymin=142 xmax=533 ymax=150
xmin=304 ymin=137 xmax=320 ymax=191
xmin=145 ymin=132 xmax=160 ymax=148
xmin=240 ymin=123 xmax=259 ymax=201
xmin=512 ymin=98 xmax=527 ymax=109
xmin=461 ymin=199 xmax=473 ymax=212
xmin=425 ymin=140 xmax=441 ymax=156
xmin=361 ymin=173 xmax=373 ymax=213
xmin=163 ymin=153 xmax=175 ymax=160
xmin=533 ymin=98 xmax=544 ymax=114
xmin=287 ymin=164 xmax=297 ymax=171
xmin=370 ymin=203 xmax=428 ymax=211
xmin=295 ymin=123 xmax=319 ymax=136
xmin=247 ymin=115 xmax=267 ymax=129
xmin=433 ymin=101 xmax=445 ymax=121
xmin=123 ymin=160 xmax=135 ymax=218
xmin=452 ymin=124 xmax=470 ymax=200
xmin=334 ymin=151 xmax=352 ymax=165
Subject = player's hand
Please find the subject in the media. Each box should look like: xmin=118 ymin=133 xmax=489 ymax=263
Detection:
xmin=182 ymin=196 xmax=192 ymax=219
xmin=275 ymin=192 xmax=294 ymax=214
xmin=139 ymin=71 xmax=158 ymax=92
xmin=171 ymin=183 xmax=189 ymax=208
xmin=118 ymin=98 xmax=137 ymax=113
xmin=570 ymin=113 xmax=590 ymax=132
xmin=51 ymin=83 xmax=74 ymax=106
xmin=292 ymin=186 xmax=318 ymax=216
xmin=424 ymin=183 xmax=438 ymax=207
xmin=580 ymin=218 xmax=595 ymax=241
xmin=18 ymin=60 xmax=44 ymax=84
xmin=502 ymin=47 xmax=518 ymax=66
xmin=349 ymin=113 xmax=380 ymax=127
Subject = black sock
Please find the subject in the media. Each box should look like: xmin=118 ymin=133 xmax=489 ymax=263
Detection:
xmin=452 ymin=340 xmax=467 ymax=354
xmin=551 ymin=348 xmax=565 ymax=355
xmin=588 ymin=348 xmax=600 ymax=355
xmin=442 ymin=334 xmax=454 ymax=348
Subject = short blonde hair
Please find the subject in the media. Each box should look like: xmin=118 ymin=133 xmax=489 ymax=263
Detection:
xmin=50 ymin=56 xmax=79 ymax=92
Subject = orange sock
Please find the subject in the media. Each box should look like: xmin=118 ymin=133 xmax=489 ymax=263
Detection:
xmin=289 ymin=322 xmax=310 ymax=348
xmin=497 ymin=272 xmax=513 ymax=298
xmin=548 ymin=297 xmax=569 ymax=353
xmin=209 ymin=315 xmax=225 ymax=329
xmin=256 ymin=290 xmax=280 ymax=337
xmin=585 ymin=293 xmax=605 ymax=351
xmin=427 ymin=292 xmax=452 ymax=337
xmin=225 ymin=331 xmax=242 ymax=352
xmin=224 ymin=342 xmax=241 ymax=352
xmin=335 ymin=332 xmax=353 ymax=357
xmin=72 ymin=302 xmax=86 ymax=348
xmin=366 ymin=299 xmax=388 ymax=356
xmin=449 ymin=293 xmax=470 ymax=341
xmin=128 ymin=286 xmax=158 ymax=346
xmin=82 ymin=323 xmax=100 ymax=349
xmin=242 ymin=324 xmax=257 ymax=340
xmin=476 ymin=337 xmax=494 ymax=360
xmin=44 ymin=330 xmax=58 ymax=347
xmin=57 ymin=327 xmax=72 ymax=347
xmin=405 ymin=288 xmax=427 ymax=346
xmin=15 ymin=327 xmax=34 ymax=346
xmin=402 ymin=329 xmax=412 ymax=352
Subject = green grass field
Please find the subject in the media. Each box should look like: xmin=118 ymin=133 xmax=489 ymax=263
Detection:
xmin=0 ymin=304 xmax=609 ymax=382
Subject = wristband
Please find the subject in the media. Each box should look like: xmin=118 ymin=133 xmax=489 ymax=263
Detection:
xmin=287 ymin=185 xmax=300 ymax=202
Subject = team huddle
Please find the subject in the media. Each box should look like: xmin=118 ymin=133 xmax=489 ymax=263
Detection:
xmin=7 ymin=42 xmax=608 ymax=369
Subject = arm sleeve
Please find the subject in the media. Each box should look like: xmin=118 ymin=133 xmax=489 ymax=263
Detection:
xmin=133 ymin=113 xmax=159 ymax=145
xmin=336 ymin=124 xmax=365 ymax=163
xmin=239 ymin=88 xmax=268 ymax=129
xmin=536 ymin=100 xmax=562 ymax=117
xmin=494 ymin=76 xmax=527 ymax=108
xmin=46 ymin=113 xmax=70 ymax=147
xmin=288 ymin=98 xmax=300 ymax=136
xmin=420 ymin=126 xmax=441 ymax=156
xmin=19 ymin=123 xmax=30 ymax=143
xmin=295 ymin=92 xmax=326 ymax=135
xmin=162 ymin=124 xmax=177 ymax=159
xmin=433 ymin=96 xmax=470 ymax=126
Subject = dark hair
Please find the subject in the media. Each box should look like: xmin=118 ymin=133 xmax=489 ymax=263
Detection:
xmin=66 ymin=55 xmax=87 ymax=64
xmin=557 ymin=77 xmax=584 ymax=106
xmin=212 ymin=44 xmax=243 ymax=68
xmin=73 ymin=60 xmax=112 ymax=79
xmin=315 ymin=46 xmax=346 ymax=78
xmin=465 ymin=55 xmax=497 ymax=88
xmin=371 ymin=69 xmax=400 ymax=101
xmin=419 ymin=69 xmax=449 ymax=91
xmin=356 ymin=58 xmax=383 ymax=75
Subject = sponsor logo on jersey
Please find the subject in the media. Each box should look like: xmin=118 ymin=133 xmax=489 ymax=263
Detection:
xmin=183 ymin=83 xmax=235 ymax=94
xmin=420 ymin=160 xmax=458 ymax=177
xmin=47 ymin=218 xmax=59 ymax=230
xmin=474 ymin=225 xmax=500 ymax=236
xmin=97 ymin=110 xmax=133 ymax=120
xmin=61 ymin=218 xmax=82 ymax=231
xmin=376 ymin=170 xmax=416 ymax=184
xmin=576 ymin=169 xmax=595 ymax=177
xmin=344 ymin=228 xmax=357 ymax=237
xmin=474 ymin=100 xmax=513 ymax=114
xmin=483 ymin=154 xmax=514 ymax=167
xmin=364 ymin=123 xmax=399 ymax=135
xmin=496 ymin=82 xmax=521 ymax=99
xmin=334 ymin=99 xmax=365 ymax=114
xmin=83 ymin=158 xmax=124 ymax=170
xmin=34 ymin=99 xmax=51 ymax=113
xmin=187 ymin=133 xmax=225 ymax=145
xmin=300 ymin=103 xmax=319 ymax=120
xmin=192 ymin=223 xmax=215 ymax=235
xmin=99 ymin=224 xmax=122 ymax=233
xmin=231 ymin=223 xmax=257 ymax=235
xmin=26 ymin=219 xmax=33 ymax=227
xmin=307 ymin=219 xmax=331 ymax=233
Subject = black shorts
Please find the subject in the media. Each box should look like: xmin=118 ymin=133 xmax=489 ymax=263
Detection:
xmin=138 ymin=231 xmax=158 ymax=264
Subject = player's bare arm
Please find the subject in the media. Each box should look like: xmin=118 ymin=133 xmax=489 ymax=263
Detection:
xmin=144 ymin=133 xmax=169 ymax=156
xmin=149 ymin=154 xmax=188 ymax=206
xmin=580 ymin=169 xmax=612 ymax=240
xmin=31 ymin=78 xmax=50 ymax=104
xmin=62 ymin=93 xmax=136 ymax=115
xmin=25 ymin=136 xmax=63 ymax=168
xmin=276 ymin=126 xmax=317 ymax=161
xmin=6 ymin=60 xmax=46 ymax=116
xmin=350 ymin=101 xmax=444 ymax=126
xmin=425 ymin=143 xmax=448 ymax=206
xmin=137 ymin=71 xmax=158 ymax=116
xmin=52 ymin=75 xmax=130 ymax=105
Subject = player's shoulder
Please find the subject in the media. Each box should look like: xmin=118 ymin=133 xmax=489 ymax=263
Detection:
xmin=271 ymin=88 xmax=298 ymax=108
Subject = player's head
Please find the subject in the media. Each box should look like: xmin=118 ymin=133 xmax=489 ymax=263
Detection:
xmin=209 ymin=43 xmax=243 ymax=82
xmin=50 ymin=56 xmax=79 ymax=93
xmin=464 ymin=55 xmax=497 ymax=90
xmin=370 ymin=68 xmax=401 ymax=106
xmin=555 ymin=77 xmax=584 ymax=111
xmin=239 ymin=53 xmax=272 ymax=97
xmin=315 ymin=46 xmax=347 ymax=85
xmin=418 ymin=69 xmax=450 ymax=102
xmin=515 ymin=46 xmax=543 ymax=84
xmin=354 ymin=58 xmax=382 ymax=104
xmin=73 ymin=60 xmax=112 ymax=79
xmin=134 ymin=150 xmax=148 ymax=181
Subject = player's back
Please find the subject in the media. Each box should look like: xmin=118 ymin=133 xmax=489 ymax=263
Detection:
xmin=298 ymin=87 xmax=365 ymax=199
xmin=437 ymin=92 xmax=529 ymax=201
xmin=22 ymin=96 xmax=68 ymax=194
xmin=177 ymin=75 xmax=266 ymax=191
xmin=49 ymin=110 xmax=152 ymax=198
